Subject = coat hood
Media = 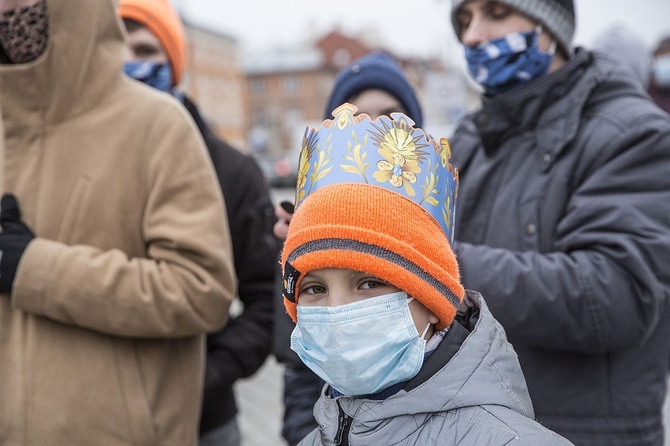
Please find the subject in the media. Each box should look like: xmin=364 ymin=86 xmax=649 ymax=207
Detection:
xmin=0 ymin=0 xmax=126 ymax=133
xmin=591 ymin=24 xmax=651 ymax=89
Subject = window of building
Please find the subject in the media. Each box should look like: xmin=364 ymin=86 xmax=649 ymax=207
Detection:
xmin=283 ymin=75 xmax=300 ymax=95
xmin=250 ymin=78 xmax=266 ymax=95
xmin=333 ymin=48 xmax=352 ymax=68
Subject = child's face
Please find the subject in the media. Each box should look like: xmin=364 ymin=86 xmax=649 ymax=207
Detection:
xmin=298 ymin=268 xmax=439 ymax=337
xmin=349 ymin=89 xmax=407 ymax=121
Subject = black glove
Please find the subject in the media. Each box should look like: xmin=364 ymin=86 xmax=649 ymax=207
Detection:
xmin=0 ymin=194 xmax=35 ymax=294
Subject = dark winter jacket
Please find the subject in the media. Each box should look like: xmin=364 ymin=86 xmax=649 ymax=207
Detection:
xmin=299 ymin=292 xmax=573 ymax=446
xmin=451 ymin=48 xmax=670 ymax=445
xmin=181 ymin=97 xmax=279 ymax=434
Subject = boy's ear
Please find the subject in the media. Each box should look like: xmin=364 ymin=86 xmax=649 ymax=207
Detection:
xmin=429 ymin=312 xmax=439 ymax=325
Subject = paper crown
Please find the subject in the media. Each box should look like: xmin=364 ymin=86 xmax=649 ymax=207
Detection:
xmin=294 ymin=103 xmax=459 ymax=242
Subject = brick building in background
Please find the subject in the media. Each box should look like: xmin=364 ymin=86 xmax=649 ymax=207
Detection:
xmin=244 ymin=31 xmax=373 ymax=161
xmin=243 ymin=29 xmax=478 ymax=186
xmin=180 ymin=19 xmax=248 ymax=150
xmin=177 ymin=19 xmax=478 ymax=188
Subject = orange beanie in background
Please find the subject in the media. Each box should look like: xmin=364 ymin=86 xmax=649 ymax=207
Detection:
xmin=118 ymin=0 xmax=186 ymax=86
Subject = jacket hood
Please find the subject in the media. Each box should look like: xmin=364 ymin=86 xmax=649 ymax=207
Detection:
xmin=0 ymin=0 xmax=126 ymax=132
xmin=325 ymin=291 xmax=535 ymax=443
xmin=592 ymin=24 xmax=651 ymax=89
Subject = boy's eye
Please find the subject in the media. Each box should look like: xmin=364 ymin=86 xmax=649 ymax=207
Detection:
xmin=359 ymin=279 xmax=386 ymax=290
xmin=301 ymin=284 xmax=326 ymax=295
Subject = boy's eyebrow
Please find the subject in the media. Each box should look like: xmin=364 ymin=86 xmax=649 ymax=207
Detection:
xmin=303 ymin=271 xmax=325 ymax=281
xmin=348 ymin=270 xmax=379 ymax=281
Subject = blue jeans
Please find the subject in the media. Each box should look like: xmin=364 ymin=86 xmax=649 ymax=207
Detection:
xmin=199 ymin=417 xmax=241 ymax=446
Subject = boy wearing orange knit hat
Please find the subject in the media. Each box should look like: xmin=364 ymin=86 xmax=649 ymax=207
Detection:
xmin=282 ymin=104 xmax=573 ymax=445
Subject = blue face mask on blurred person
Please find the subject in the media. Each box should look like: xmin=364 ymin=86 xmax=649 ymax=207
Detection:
xmin=290 ymin=291 xmax=429 ymax=396
xmin=123 ymin=60 xmax=173 ymax=93
xmin=465 ymin=26 xmax=555 ymax=96
xmin=653 ymin=55 xmax=670 ymax=87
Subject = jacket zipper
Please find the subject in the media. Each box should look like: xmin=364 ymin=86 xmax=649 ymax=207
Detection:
xmin=334 ymin=400 xmax=352 ymax=445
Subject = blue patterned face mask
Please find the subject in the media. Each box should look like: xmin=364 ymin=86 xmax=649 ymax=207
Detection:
xmin=653 ymin=55 xmax=670 ymax=87
xmin=465 ymin=26 xmax=555 ymax=96
xmin=123 ymin=60 xmax=173 ymax=93
xmin=290 ymin=291 xmax=429 ymax=396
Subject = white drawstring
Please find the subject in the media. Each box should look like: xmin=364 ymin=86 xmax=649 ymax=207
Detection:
xmin=420 ymin=322 xmax=431 ymax=340
xmin=536 ymin=25 xmax=557 ymax=56
xmin=408 ymin=296 xmax=432 ymax=340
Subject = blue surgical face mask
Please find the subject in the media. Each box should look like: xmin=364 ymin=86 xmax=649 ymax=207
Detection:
xmin=653 ymin=55 xmax=670 ymax=87
xmin=465 ymin=26 xmax=556 ymax=96
xmin=291 ymin=291 xmax=429 ymax=396
xmin=123 ymin=60 xmax=173 ymax=93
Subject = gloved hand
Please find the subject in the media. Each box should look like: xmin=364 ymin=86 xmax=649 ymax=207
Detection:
xmin=0 ymin=194 xmax=35 ymax=294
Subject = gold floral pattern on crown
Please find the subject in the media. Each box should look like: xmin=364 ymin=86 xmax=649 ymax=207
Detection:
xmin=294 ymin=103 xmax=459 ymax=243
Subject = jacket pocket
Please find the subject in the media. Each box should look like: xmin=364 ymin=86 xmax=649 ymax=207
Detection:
xmin=112 ymin=338 xmax=158 ymax=444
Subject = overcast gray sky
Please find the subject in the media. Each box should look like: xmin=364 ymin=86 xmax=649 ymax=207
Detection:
xmin=174 ymin=0 xmax=669 ymax=62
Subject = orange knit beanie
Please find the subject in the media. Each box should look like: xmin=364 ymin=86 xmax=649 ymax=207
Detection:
xmin=118 ymin=0 xmax=186 ymax=86
xmin=282 ymin=104 xmax=464 ymax=330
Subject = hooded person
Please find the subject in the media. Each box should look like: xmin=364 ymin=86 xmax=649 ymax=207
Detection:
xmin=591 ymin=23 xmax=652 ymax=90
xmin=648 ymin=36 xmax=670 ymax=114
xmin=280 ymin=103 xmax=573 ymax=445
xmin=118 ymin=1 xmax=279 ymax=445
xmin=0 ymin=0 xmax=236 ymax=444
xmin=272 ymin=51 xmax=426 ymax=446
xmin=449 ymin=1 xmax=670 ymax=444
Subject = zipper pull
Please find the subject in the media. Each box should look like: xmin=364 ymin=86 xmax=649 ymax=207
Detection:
xmin=334 ymin=401 xmax=351 ymax=445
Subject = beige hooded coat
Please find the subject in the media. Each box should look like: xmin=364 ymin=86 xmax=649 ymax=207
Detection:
xmin=0 ymin=0 xmax=236 ymax=444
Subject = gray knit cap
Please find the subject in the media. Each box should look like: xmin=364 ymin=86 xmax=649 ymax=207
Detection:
xmin=451 ymin=0 xmax=575 ymax=56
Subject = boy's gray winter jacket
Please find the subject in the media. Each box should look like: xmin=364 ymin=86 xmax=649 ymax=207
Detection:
xmin=299 ymin=292 xmax=572 ymax=445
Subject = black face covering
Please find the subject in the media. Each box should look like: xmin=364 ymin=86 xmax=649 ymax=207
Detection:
xmin=0 ymin=0 xmax=48 ymax=64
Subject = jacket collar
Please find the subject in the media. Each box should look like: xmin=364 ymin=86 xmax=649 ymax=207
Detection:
xmin=473 ymin=49 xmax=593 ymax=160
xmin=401 ymin=301 xmax=473 ymax=392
